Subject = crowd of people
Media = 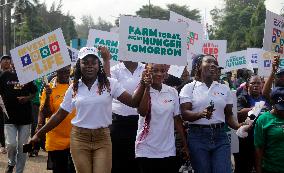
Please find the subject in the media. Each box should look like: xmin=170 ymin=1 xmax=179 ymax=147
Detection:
xmin=0 ymin=47 xmax=283 ymax=173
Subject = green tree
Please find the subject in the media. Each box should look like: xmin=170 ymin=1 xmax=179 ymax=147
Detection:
xmin=210 ymin=0 xmax=265 ymax=52
xmin=76 ymin=15 xmax=113 ymax=39
xmin=135 ymin=3 xmax=201 ymax=21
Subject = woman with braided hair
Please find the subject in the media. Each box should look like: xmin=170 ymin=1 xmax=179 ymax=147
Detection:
xmin=180 ymin=54 xmax=248 ymax=173
xmin=135 ymin=63 xmax=188 ymax=173
xmin=30 ymin=47 xmax=146 ymax=173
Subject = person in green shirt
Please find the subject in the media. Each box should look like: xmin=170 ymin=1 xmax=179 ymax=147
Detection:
xmin=254 ymin=87 xmax=284 ymax=173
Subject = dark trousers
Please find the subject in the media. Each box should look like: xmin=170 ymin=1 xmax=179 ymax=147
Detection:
xmin=47 ymin=148 xmax=75 ymax=173
xmin=110 ymin=113 xmax=139 ymax=173
xmin=137 ymin=157 xmax=177 ymax=173
xmin=234 ymin=136 xmax=255 ymax=173
xmin=0 ymin=112 xmax=5 ymax=147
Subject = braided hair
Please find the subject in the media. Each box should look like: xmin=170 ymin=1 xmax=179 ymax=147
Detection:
xmin=72 ymin=56 xmax=110 ymax=97
xmin=193 ymin=54 xmax=217 ymax=80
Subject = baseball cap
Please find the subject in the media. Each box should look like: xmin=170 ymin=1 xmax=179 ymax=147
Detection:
xmin=77 ymin=47 xmax=99 ymax=60
xmin=270 ymin=87 xmax=284 ymax=111
xmin=0 ymin=55 xmax=12 ymax=61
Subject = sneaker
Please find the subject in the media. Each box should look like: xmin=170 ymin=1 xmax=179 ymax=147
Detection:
xmin=5 ymin=165 xmax=14 ymax=173
xmin=0 ymin=147 xmax=7 ymax=154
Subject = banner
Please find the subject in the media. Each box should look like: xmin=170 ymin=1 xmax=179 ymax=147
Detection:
xmin=10 ymin=28 xmax=71 ymax=84
xmin=224 ymin=50 xmax=250 ymax=72
xmin=119 ymin=15 xmax=187 ymax=65
xmin=169 ymin=11 xmax=203 ymax=68
xmin=246 ymin=48 xmax=264 ymax=69
xmin=68 ymin=47 xmax=79 ymax=66
xmin=263 ymin=10 xmax=284 ymax=54
xmin=202 ymin=40 xmax=227 ymax=68
xmin=258 ymin=50 xmax=284 ymax=77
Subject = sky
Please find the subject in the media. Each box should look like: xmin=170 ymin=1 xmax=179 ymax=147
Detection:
xmin=40 ymin=0 xmax=284 ymax=25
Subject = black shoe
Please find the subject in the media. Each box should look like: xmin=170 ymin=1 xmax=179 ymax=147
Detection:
xmin=5 ymin=165 xmax=14 ymax=173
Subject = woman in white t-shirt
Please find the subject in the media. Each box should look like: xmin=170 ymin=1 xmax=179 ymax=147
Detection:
xmin=30 ymin=47 xmax=146 ymax=173
xmin=179 ymin=54 xmax=247 ymax=173
xmin=110 ymin=61 xmax=145 ymax=173
xmin=135 ymin=64 xmax=188 ymax=173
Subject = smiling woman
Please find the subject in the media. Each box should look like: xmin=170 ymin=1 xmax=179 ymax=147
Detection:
xmin=30 ymin=47 xmax=147 ymax=173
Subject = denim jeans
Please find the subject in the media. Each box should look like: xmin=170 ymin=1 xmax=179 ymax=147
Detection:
xmin=187 ymin=126 xmax=231 ymax=173
xmin=4 ymin=124 xmax=31 ymax=173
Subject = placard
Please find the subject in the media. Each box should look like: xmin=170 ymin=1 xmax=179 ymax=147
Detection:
xmin=263 ymin=10 xmax=284 ymax=54
xmin=10 ymin=28 xmax=71 ymax=84
xmin=119 ymin=15 xmax=187 ymax=65
xmin=202 ymin=40 xmax=227 ymax=68
xmin=169 ymin=11 xmax=203 ymax=68
xmin=68 ymin=47 xmax=79 ymax=66
xmin=224 ymin=50 xmax=250 ymax=72
xmin=258 ymin=50 xmax=284 ymax=77
xmin=246 ymin=48 xmax=263 ymax=69
xmin=167 ymin=65 xmax=185 ymax=78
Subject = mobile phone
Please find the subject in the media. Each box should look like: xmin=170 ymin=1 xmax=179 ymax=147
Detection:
xmin=23 ymin=143 xmax=33 ymax=153
xmin=207 ymin=100 xmax=214 ymax=112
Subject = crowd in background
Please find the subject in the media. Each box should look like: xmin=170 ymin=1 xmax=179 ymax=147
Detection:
xmin=0 ymin=48 xmax=283 ymax=173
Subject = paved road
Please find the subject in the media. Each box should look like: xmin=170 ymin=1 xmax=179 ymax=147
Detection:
xmin=0 ymin=151 xmax=51 ymax=173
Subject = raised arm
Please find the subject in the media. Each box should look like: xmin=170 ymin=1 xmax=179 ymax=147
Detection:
xmin=99 ymin=46 xmax=111 ymax=77
xmin=262 ymin=55 xmax=279 ymax=100
xmin=40 ymin=85 xmax=53 ymax=117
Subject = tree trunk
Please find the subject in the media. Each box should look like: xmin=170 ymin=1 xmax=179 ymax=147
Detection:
xmin=0 ymin=0 xmax=4 ymax=55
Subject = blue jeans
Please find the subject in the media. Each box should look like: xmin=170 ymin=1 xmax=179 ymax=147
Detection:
xmin=4 ymin=124 xmax=30 ymax=173
xmin=187 ymin=126 xmax=231 ymax=173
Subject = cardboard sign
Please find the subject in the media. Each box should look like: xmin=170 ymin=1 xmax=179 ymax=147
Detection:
xmin=167 ymin=65 xmax=185 ymax=78
xmin=169 ymin=11 xmax=203 ymax=68
xmin=224 ymin=50 xmax=250 ymax=72
xmin=246 ymin=48 xmax=264 ymax=69
xmin=263 ymin=10 xmax=284 ymax=54
xmin=68 ymin=47 xmax=79 ymax=66
xmin=119 ymin=15 xmax=187 ymax=65
xmin=10 ymin=28 xmax=71 ymax=84
xmin=258 ymin=50 xmax=284 ymax=77
xmin=202 ymin=40 xmax=227 ymax=68
xmin=87 ymin=29 xmax=119 ymax=64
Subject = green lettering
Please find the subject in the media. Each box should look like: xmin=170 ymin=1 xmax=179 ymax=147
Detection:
xmin=111 ymin=41 xmax=118 ymax=47
xmin=131 ymin=45 xmax=138 ymax=52
xmin=176 ymin=41 xmax=181 ymax=48
xmin=167 ymin=48 xmax=173 ymax=55
xmin=161 ymin=48 xmax=166 ymax=55
xmin=95 ymin=38 xmax=100 ymax=44
xmin=106 ymin=40 xmax=111 ymax=46
xmin=138 ymin=45 xmax=147 ymax=53
xmin=129 ymin=26 xmax=134 ymax=34
xmin=154 ymin=47 xmax=160 ymax=54
xmin=142 ymin=28 xmax=148 ymax=36
xmin=163 ymin=39 xmax=170 ymax=47
xmin=143 ymin=37 xmax=150 ymax=45
xmin=147 ymin=46 xmax=154 ymax=54
xmin=149 ymin=29 xmax=157 ymax=37
xmin=174 ymin=49 xmax=181 ymax=56
xmin=134 ymin=28 xmax=142 ymax=35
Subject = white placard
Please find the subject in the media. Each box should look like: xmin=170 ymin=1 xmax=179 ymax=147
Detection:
xmin=258 ymin=50 xmax=284 ymax=77
xmin=87 ymin=29 xmax=119 ymax=67
xmin=202 ymin=40 xmax=227 ymax=68
xmin=246 ymin=48 xmax=264 ymax=69
xmin=68 ymin=47 xmax=79 ymax=66
xmin=224 ymin=50 xmax=250 ymax=72
xmin=10 ymin=28 xmax=71 ymax=84
xmin=119 ymin=15 xmax=187 ymax=65
xmin=167 ymin=65 xmax=185 ymax=78
xmin=169 ymin=11 xmax=203 ymax=68
xmin=263 ymin=10 xmax=284 ymax=55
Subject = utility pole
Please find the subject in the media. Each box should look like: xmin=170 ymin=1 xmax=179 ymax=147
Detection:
xmin=148 ymin=0 xmax=151 ymax=18
xmin=0 ymin=0 xmax=4 ymax=55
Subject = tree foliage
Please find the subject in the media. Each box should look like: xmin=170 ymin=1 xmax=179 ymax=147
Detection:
xmin=75 ymin=15 xmax=114 ymax=39
xmin=12 ymin=0 xmax=77 ymax=47
xmin=209 ymin=0 xmax=266 ymax=52
xmin=135 ymin=3 xmax=201 ymax=22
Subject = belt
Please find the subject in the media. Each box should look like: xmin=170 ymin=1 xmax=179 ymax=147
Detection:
xmin=189 ymin=123 xmax=225 ymax=129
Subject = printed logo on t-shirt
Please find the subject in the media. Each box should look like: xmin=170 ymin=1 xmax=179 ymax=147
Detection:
xmin=6 ymin=81 xmax=24 ymax=90
xmin=163 ymin=99 xmax=173 ymax=103
xmin=213 ymin=92 xmax=224 ymax=96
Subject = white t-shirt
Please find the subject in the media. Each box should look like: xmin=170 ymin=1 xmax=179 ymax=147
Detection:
xmin=179 ymin=80 xmax=233 ymax=125
xmin=60 ymin=77 xmax=125 ymax=129
xmin=135 ymin=84 xmax=180 ymax=158
xmin=111 ymin=62 xmax=145 ymax=116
